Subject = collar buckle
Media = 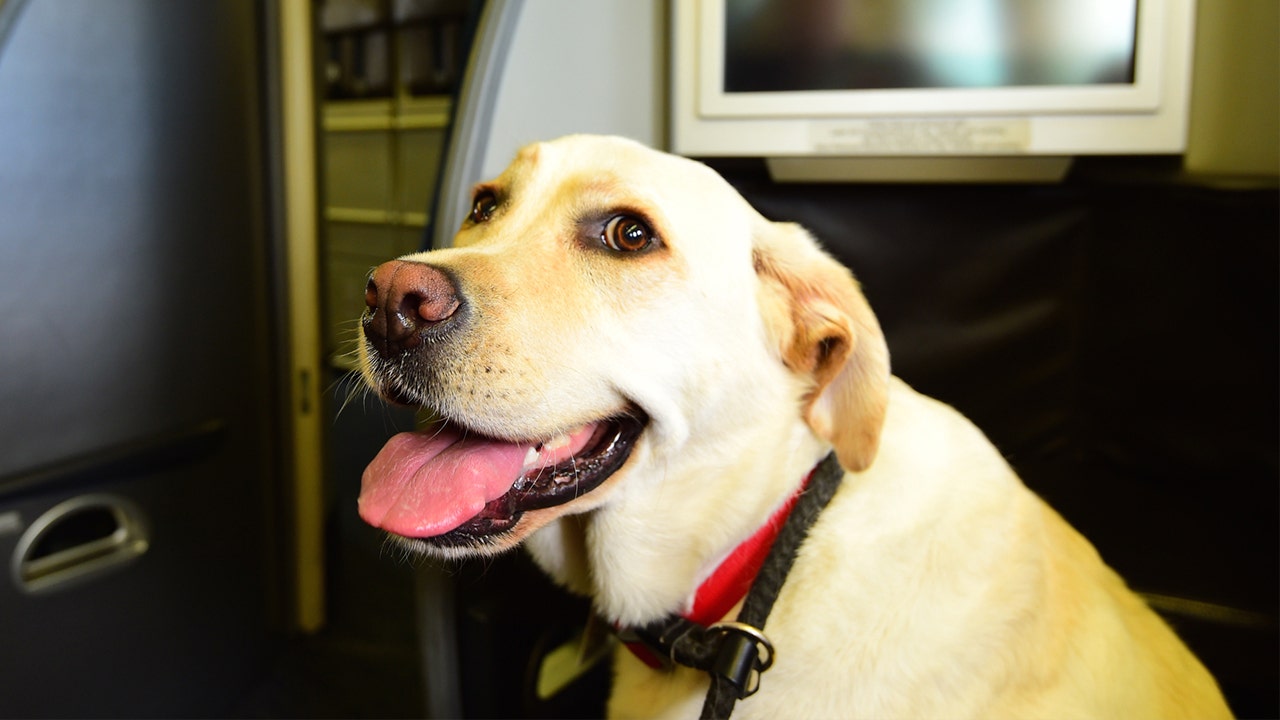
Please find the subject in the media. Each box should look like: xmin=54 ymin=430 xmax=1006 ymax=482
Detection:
xmin=619 ymin=616 xmax=776 ymax=700
xmin=706 ymin=622 xmax=775 ymax=699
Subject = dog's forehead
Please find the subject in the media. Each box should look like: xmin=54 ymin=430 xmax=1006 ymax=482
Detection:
xmin=495 ymin=136 xmax=758 ymax=239
xmin=515 ymin=135 xmax=705 ymax=178
xmin=510 ymin=139 xmax=687 ymax=191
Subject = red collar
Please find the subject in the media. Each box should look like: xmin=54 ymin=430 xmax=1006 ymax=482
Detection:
xmin=684 ymin=468 xmax=815 ymax=625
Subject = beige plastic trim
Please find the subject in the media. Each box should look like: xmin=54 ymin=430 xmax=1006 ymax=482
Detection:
xmin=325 ymin=206 xmax=428 ymax=228
xmin=280 ymin=0 xmax=326 ymax=633
xmin=323 ymin=96 xmax=452 ymax=132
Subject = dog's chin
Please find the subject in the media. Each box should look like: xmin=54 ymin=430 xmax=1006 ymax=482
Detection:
xmin=364 ymin=404 xmax=647 ymax=559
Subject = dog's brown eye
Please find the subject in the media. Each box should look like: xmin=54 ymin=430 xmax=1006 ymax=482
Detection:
xmin=470 ymin=190 xmax=498 ymax=224
xmin=602 ymin=215 xmax=654 ymax=253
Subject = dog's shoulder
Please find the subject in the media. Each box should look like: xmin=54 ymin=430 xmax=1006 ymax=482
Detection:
xmin=748 ymin=378 xmax=1230 ymax=718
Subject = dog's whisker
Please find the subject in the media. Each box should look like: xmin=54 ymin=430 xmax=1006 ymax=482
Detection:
xmin=331 ymin=371 xmax=376 ymax=421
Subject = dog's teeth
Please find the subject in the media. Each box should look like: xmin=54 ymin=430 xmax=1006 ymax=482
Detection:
xmin=521 ymin=426 xmax=589 ymax=472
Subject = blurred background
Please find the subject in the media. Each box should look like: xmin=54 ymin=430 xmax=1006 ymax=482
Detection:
xmin=0 ymin=1 xmax=1274 ymax=718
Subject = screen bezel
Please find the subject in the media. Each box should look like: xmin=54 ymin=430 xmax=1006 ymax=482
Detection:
xmin=697 ymin=0 xmax=1164 ymax=119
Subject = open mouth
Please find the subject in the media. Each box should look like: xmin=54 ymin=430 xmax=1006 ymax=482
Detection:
xmin=359 ymin=411 xmax=646 ymax=548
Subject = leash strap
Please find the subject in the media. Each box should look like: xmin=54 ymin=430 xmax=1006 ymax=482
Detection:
xmin=624 ymin=452 xmax=845 ymax=719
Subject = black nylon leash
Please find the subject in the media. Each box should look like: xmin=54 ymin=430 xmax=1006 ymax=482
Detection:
xmin=623 ymin=452 xmax=845 ymax=719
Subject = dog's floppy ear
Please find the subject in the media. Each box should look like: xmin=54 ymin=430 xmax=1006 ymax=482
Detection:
xmin=754 ymin=221 xmax=890 ymax=472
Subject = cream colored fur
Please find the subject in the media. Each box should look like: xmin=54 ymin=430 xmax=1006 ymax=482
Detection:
xmin=363 ymin=135 xmax=1230 ymax=719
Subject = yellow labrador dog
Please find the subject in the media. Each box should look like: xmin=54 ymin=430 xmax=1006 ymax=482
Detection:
xmin=357 ymin=135 xmax=1230 ymax=719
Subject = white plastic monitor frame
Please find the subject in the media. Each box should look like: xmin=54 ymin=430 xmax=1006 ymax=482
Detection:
xmin=671 ymin=0 xmax=1197 ymax=181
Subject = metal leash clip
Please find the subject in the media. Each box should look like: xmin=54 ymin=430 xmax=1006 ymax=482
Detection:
xmin=707 ymin=621 xmax=775 ymax=699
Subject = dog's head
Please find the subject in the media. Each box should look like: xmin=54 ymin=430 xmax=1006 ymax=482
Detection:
xmin=357 ymin=135 xmax=889 ymax=563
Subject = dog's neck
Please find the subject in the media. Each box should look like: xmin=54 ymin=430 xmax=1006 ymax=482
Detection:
xmin=526 ymin=426 xmax=831 ymax=627
xmin=680 ymin=465 xmax=815 ymax=626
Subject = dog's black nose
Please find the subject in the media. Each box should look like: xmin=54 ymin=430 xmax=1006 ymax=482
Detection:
xmin=363 ymin=260 xmax=462 ymax=357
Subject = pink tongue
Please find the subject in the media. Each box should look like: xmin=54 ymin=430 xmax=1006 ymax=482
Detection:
xmin=358 ymin=423 xmax=597 ymax=537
